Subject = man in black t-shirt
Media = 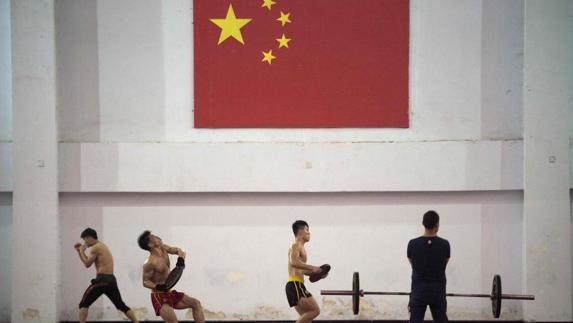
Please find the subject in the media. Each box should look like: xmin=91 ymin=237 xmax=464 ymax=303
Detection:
xmin=407 ymin=210 xmax=450 ymax=323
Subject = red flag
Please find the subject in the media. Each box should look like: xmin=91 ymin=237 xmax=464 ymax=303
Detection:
xmin=194 ymin=0 xmax=409 ymax=128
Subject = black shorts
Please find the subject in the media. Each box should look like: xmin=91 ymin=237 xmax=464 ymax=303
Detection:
xmin=79 ymin=274 xmax=130 ymax=313
xmin=285 ymin=280 xmax=312 ymax=307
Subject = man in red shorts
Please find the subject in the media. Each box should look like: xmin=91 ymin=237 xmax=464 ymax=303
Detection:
xmin=138 ymin=230 xmax=205 ymax=323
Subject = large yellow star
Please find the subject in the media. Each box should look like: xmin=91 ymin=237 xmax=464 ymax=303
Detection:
xmin=277 ymin=11 xmax=291 ymax=26
xmin=276 ymin=34 xmax=291 ymax=48
xmin=261 ymin=0 xmax=276 ymax=11
xmin=210 ymin=4 xmax=252 ymax=45
xmin=262 ymin=50 xmax=276 ymax=65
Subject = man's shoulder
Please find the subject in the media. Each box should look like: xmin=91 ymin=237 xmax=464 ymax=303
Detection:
xmin=435 ymin=237 xmax=450 ymax=250
xmin=408 ymin=236 xmax=424 ymax=244
xmin=94 ymin=241 xmax=111 ymax=253
xmin=143 ymin=256 xmax=159 ymax=267
xmin=91 ymin=242 xmax=103 ymax=252
xmin=290 ymin=242 xmax=303 ymax=250
xmin=436 ymin=237 xmax=450 ymax=244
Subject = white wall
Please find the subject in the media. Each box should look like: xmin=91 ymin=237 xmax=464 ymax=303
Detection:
xmin=60 ymin=192 xmax=523 ymax=321
xmin=0 ymin=0 xmax=11 ymax=143
xmin=0 ymin=1 xmax=12 ymax=319
xmin=57 ymin=140 xmax=524 ymax=192
xmin=522 ymin=0 xmax=572 ymax=320
xmin=0 ymin=0 xmax=12 ymax=194
xmin=0 ymin=193 xmax=11 ymax=323
xmin=11 ymin=1 xmax=60 ymax=323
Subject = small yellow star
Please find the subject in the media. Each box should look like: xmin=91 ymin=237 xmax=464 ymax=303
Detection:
xmin=261 ymin=0 xmax=276 ymax=11
xmin=210 ymin=4 xmax=252 ymax=45
xmin=277 ymin=11 xmax=291 ymax=26
xmin=276 ymin=34 xmax=291 ymax=48
xmin=262 ymin=50 xmax=276 ymax=65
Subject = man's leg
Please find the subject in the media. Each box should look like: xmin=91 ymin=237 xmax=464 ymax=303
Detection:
xmin=78 ymin=283 xmax=106 ymax=323
xmin=294 ymin=296 xmax=320 ymax=323
xmin=79 ymin=308 xmax=89 ymax=323
xmin=123 ymin=310 xmax=139 ymax=323
xmin=104 ymin=283 xmax=139 ymax=323
xmin=428 ymin=294 xmax=448 ymax=323
xmin=159 ymin=304 xmax=178 ymax=323
xmin=174 ymin=294 xmax=205 ymax=323
xmin=408 ymin=294 xmax=427 ymax=323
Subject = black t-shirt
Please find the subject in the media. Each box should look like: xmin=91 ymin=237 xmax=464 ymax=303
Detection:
xmin=407 ymin=236 xmax=450 ymax=292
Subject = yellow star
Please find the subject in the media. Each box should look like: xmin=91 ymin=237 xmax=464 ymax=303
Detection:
xmin=262 ymin=50 xmax=276 ymax=65
xmin=210 ymin=4 xmax=252 ymax=45
xmin=277 ymin=11 xmax=291 ymax=26
xmin=261 ymin=0 xmax=276 ymax=11
xmin=276 ymin=34 xmax=291 ymax=48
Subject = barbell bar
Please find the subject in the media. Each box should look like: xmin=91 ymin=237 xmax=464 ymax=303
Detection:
xmin=321 ymin=272 xmax=535 ymax=318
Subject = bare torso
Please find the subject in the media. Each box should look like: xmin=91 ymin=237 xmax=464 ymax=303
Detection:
xmin=144 ymin=247 xmax=172 ymax=286
xmin=288 ymin=242 xmax=307 ymax=278
xmin=91 ymin=242 xmax=114 ymax=275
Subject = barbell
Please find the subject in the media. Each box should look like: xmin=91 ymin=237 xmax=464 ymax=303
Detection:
xmin=321 ymin=272 xmax=535 ymax=318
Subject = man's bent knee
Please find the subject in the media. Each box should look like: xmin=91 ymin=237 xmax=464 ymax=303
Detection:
xmin=311 ymin=308 xmax=320 ymax=319
xmin=190 ymin=298 xmax=202 ymax=309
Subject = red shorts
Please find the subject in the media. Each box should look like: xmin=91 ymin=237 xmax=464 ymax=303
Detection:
xmin=151 ymin=290 xmax=185 ymax=316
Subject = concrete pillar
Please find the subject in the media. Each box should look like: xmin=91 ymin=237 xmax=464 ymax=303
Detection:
xmin=11 ymin=0 xmax=59 ymax=322
xmin=523 ymin=0 xmax=572 ymax=321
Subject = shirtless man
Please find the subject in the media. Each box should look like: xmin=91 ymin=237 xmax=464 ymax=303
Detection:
xmin=286 ymin=220 xmax=324 ymax=323
xmin=138 ymin=230 xmax=205 ymax=323
xmin=74 ymin=228 xmax=139 ymax=323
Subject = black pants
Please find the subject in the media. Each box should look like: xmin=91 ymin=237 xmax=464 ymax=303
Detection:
xmin=79 ymin=274 xmax=130 ymax=313
xmin=409 ymin=289 xmax=448 ymax=323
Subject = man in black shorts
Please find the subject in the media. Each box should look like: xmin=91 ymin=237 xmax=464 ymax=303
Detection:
xmin=407 ymin=211 xmax=450 ymax=323
xmin=74 ymin=228 xmax=139 ymax=323
xmin=286 ymin=220 xmax=324 ymax=323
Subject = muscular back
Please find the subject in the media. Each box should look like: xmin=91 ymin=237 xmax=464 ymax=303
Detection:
xmin=92 ymin=242 xmax=114 ymax=274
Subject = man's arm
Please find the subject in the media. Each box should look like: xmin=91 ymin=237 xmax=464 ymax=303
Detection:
xmin=289 ymin=245 xmax=321 ymax=273
xmin=163 ymin=244 xmax=186 ymax=258
xmin=142 ymin=261 xmax=158 ymax=290
xmin=445 ymin=240 xmax=450 ymax=266
xmin=407 ymin=241 xmax=413 ymax=266
xmin=75 ymin=243 xmax=97 ymax=268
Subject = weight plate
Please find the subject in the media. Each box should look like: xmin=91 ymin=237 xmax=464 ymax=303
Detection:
xmin=491 ymin=274 xmax=502 ymax=318
xmin=353 ymin=272 xmax=360 ymax=315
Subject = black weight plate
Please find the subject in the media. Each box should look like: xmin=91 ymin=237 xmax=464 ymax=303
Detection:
xmin=164 ymin=265 xmax=185 ymax=290
xmin=353 ymin=272 xmax=360 ymax=315
xmin=491 ymin=274 xmax=502 ymax=318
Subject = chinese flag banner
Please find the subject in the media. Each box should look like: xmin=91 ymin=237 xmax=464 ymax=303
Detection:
xmin=194 ymin=0 xmax=409 ymax=128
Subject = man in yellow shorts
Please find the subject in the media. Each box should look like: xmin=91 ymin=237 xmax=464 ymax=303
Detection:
xmin=286 ymin=220 xmax=329 ymax=323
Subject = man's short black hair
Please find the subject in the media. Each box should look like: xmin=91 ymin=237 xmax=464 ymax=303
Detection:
xmin=138 ymin=230 xmax=152 ymax=250
xmin=292 ymin=220 xmax=309 ymax=236
xmin=422 ymin=210 xmax=440 ymax=229
xmin=80 ymin=228 xmax=98 ymax=240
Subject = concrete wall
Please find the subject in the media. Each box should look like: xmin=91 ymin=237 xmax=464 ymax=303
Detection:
xmin=0 ymin=0 xmax=11 ymax=143
xmin=522 ymin=0 xmax=572 ymax=320
xmin=0 ymin=193 xmax=12 ymax=323
xmin=0 ymin=1 xmax=11 ymax=321
xmin=11 ymin=0 xmax=60 ymax=322
xmin=0 ymin=0 xmax=11 ymax=193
